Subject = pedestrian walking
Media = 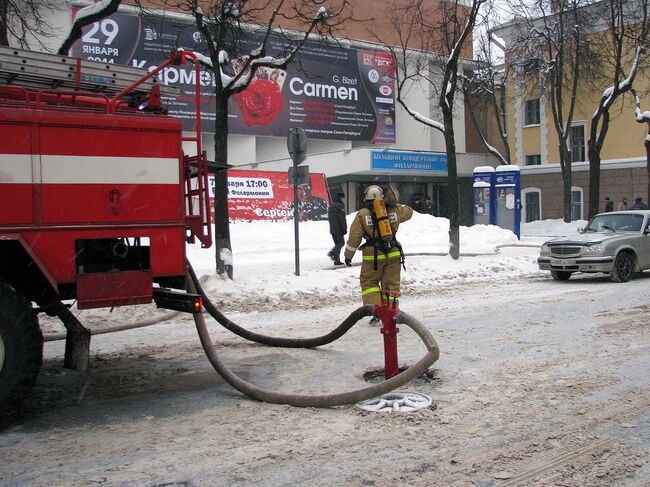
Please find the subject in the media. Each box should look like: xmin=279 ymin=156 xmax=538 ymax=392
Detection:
xmin=604 ymin=197 xmax=614 ymax=212
xmin=327 ymin=192 xmax=347 ymax=266
xmin=617 ymin=197 xmax=628 ymax=211
xmin=344 ymin=185 xmax=413 ymax=323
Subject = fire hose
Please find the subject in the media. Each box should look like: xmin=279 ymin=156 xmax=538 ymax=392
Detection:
xmin=186 ymin=261 xmax=440 ymax=407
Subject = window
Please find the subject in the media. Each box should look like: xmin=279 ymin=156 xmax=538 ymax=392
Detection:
xmin=571 ymin=187 xmax=583 ymax=221
xmin=523 ymin=58 xmax=542 ymax=74
xmin=586 ymin=213 xmax=644 ymax=232
xmin=525 ymin=154 xmax=541 ymax=166
xmin=569 ymin=124 xmax=586 ymax=162
xmin=524 ymin=99 xmax=540 ymax=125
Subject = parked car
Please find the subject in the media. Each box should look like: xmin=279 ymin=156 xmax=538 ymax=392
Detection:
xmin=537 ymin=210 xmax=650 ymax=282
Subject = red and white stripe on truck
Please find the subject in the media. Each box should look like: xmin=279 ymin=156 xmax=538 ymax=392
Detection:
xmin=0 ymin=107 xmax=188 ymax=306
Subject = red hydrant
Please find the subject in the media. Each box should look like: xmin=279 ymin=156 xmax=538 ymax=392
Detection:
xmin=374 ymin=290 xmax=400 ymax=380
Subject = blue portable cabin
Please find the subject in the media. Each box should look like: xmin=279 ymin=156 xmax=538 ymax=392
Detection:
xmin=494 ymin=165 xmax=521 ymax=239
xmin=472 ymin=166 xmax=495 ymax=226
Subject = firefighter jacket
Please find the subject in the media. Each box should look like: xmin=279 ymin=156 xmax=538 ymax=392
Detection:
xmin=344 ymin=203 xmax=413 ymax=263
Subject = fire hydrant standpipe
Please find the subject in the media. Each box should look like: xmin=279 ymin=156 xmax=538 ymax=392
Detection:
xmin=186 ymin=262 xmax=440 ymax=408
xmin=376 ymin=291 xmax=401 ymax=380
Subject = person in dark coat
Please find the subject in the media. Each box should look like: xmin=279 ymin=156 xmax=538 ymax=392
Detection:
xmin=424 ymin=196 xmax=434 ymax=214
xmin=412 ymin=196 xmax=424 ymax=213
xmin=327 ymin=192 xmax=347 ymax=265
xmin=632 ymin=197 xmax=647 ymax=210
xmin=604 ymin=197 xmax=614 ymax=212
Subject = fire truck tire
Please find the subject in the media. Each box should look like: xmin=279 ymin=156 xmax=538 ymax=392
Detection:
xmin=0 ymin=281 xmax=43 ymax=415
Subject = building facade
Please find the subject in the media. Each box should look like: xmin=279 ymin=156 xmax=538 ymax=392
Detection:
xmin=29 ymin=0 xmax=496 ymax=223
xmin=494 ymin=0 xmax=649 ymax=222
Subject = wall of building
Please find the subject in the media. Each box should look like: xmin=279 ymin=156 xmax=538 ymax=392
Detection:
xmin=240 ymin=0 xmax=474 ymax=59
xmin=522 ymin=161 xmax=648 ymax=220
xmin=498 ymin=7 xmax=650 ymax=222
xmin=541 ymin=104 xmax=647 ymax=165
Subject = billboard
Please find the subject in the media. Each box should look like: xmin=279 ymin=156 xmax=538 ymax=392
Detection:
xmin=70 ymin=11 xmax=396 ymax=142
xmin=209 ymin=170 xmax=330 ymax=222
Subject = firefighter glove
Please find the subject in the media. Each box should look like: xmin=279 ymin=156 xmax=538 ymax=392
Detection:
xmin=344 ymin=258 xmax=352 ymax=267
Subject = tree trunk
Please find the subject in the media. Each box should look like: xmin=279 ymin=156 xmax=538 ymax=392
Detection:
xmin=559 ymin=143 xmax=573 ymax=222
xmin=213 ymin=95 xmax=233 ymax=279
xmin=588 ymin=151 xmax=601 ymax=219
xmin=0 ymin=0 xmax=8 ymax=46
xmin=646 ymin=137 xmax=650 ymax=206
xmin=443 ymin=107 xmax=460 ymax=259
xmin=588 ymin=108 xmax=609 ymax=219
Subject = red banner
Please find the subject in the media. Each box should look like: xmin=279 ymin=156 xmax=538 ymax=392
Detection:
xmin=209 ymin=170 xmax=330 ymax=222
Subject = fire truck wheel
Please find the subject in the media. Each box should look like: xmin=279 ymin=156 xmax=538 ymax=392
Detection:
xmin=0 ymin=281 xmax=43 ymax=415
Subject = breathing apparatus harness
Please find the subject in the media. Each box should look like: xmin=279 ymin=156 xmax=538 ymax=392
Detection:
xmin=360 ymin=194 xmax=406 ymax=271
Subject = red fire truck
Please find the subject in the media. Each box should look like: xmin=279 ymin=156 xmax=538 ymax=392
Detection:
xmin=0 ymin=46 xmax=212 ymax=413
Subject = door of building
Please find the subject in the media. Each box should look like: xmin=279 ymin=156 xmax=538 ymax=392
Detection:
xmin=525 ymin=191 xmax=541 ymax=222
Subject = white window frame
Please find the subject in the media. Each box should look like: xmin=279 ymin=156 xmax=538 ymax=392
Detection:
xmin=568 ymin=122 xmax=587 ymax=163
xmin=524 ymin=98 xmax=540 ymax=126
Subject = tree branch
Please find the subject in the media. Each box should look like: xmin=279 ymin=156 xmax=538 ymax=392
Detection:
xmin=58 ymin=0 xmax=122 ymax=55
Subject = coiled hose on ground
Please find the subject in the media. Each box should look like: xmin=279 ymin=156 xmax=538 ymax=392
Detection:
xmin=186 ymin=261 xmax=440 ymax=407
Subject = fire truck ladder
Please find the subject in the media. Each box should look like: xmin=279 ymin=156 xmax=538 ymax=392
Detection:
xmin=176 ymin=50 xmax=212 ymax=249
xmin=0 ymin=45 xmax=178 ymax=98
xmin=183 ymin=151 xmax=212 ymax=249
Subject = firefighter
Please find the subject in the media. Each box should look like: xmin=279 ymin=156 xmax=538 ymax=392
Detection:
xmin=344 ymin=184 xmax=413 ymax=310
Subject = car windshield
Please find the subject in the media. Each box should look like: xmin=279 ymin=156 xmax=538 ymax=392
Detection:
xmin=584 ymin=213 xmax=645 ymax=233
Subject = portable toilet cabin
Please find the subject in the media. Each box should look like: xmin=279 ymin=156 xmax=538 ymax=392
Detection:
xmin=494 ymin=165 xmax=521 ymax=239
xmin=472 ymin=166 xmax=495 ymax=226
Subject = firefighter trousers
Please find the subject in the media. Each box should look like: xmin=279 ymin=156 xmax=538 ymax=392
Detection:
xmin=359 ymin=251 xmax=401 ymax=305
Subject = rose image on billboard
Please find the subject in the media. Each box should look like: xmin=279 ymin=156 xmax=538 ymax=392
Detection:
xmin=234 ymin=78 xmax=283 ymax=126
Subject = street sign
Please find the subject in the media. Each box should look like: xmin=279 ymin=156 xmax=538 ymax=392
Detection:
xmin=287 ymin=127 xmax=308 ymax=164
xmin=287 ymin=127 xmax=308 ymax=277
xmin=288 ymin=165 xmax=310 ymax=187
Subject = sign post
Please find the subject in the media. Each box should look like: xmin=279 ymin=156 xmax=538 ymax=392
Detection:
xmin=287 ymin=128 xmax=308 ymax=276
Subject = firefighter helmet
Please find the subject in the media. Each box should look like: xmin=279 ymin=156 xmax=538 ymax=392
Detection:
xmin=364 ymin=185 xmax=383 ymax=201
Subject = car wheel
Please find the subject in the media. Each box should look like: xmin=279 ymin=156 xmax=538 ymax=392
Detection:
xmin=550 ymin=270 xmax=572 ymax=281
xmin=611 ymin=251 xmax=634 ymax=282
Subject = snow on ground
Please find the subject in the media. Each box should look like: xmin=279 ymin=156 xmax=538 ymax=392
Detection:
xmin=184 ymin=213 xmax=588 ymax=314
xmin=45 ymin=214 xmax=587 ymax=338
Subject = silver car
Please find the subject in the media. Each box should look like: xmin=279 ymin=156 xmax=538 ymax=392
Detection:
xmin=537 ymin=210 xmax=650 ymax=282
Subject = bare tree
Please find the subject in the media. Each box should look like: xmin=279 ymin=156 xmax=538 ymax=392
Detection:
xmin=507 ymin=0 xmax=601 ymax=222
xmin=150 ymin=0 xmax=354 ymax=278
xmin=587 ymin=0 xmax=649 ymax=218
xmin=1 ymin=0 xmax=123 ymax=53
xmin=632 ymin=88 xmax=650 ymax=202
xmin=379 ymin=0 xmax=487 ymax=259
xmin=461 ymin=20 xmax=512 ymax=166
xmin=0 ymin=0 xmax=56 ymax=48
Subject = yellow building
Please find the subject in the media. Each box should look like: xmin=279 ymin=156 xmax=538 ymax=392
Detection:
xmin=493 ymin=0 xmax=649 ymax=222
